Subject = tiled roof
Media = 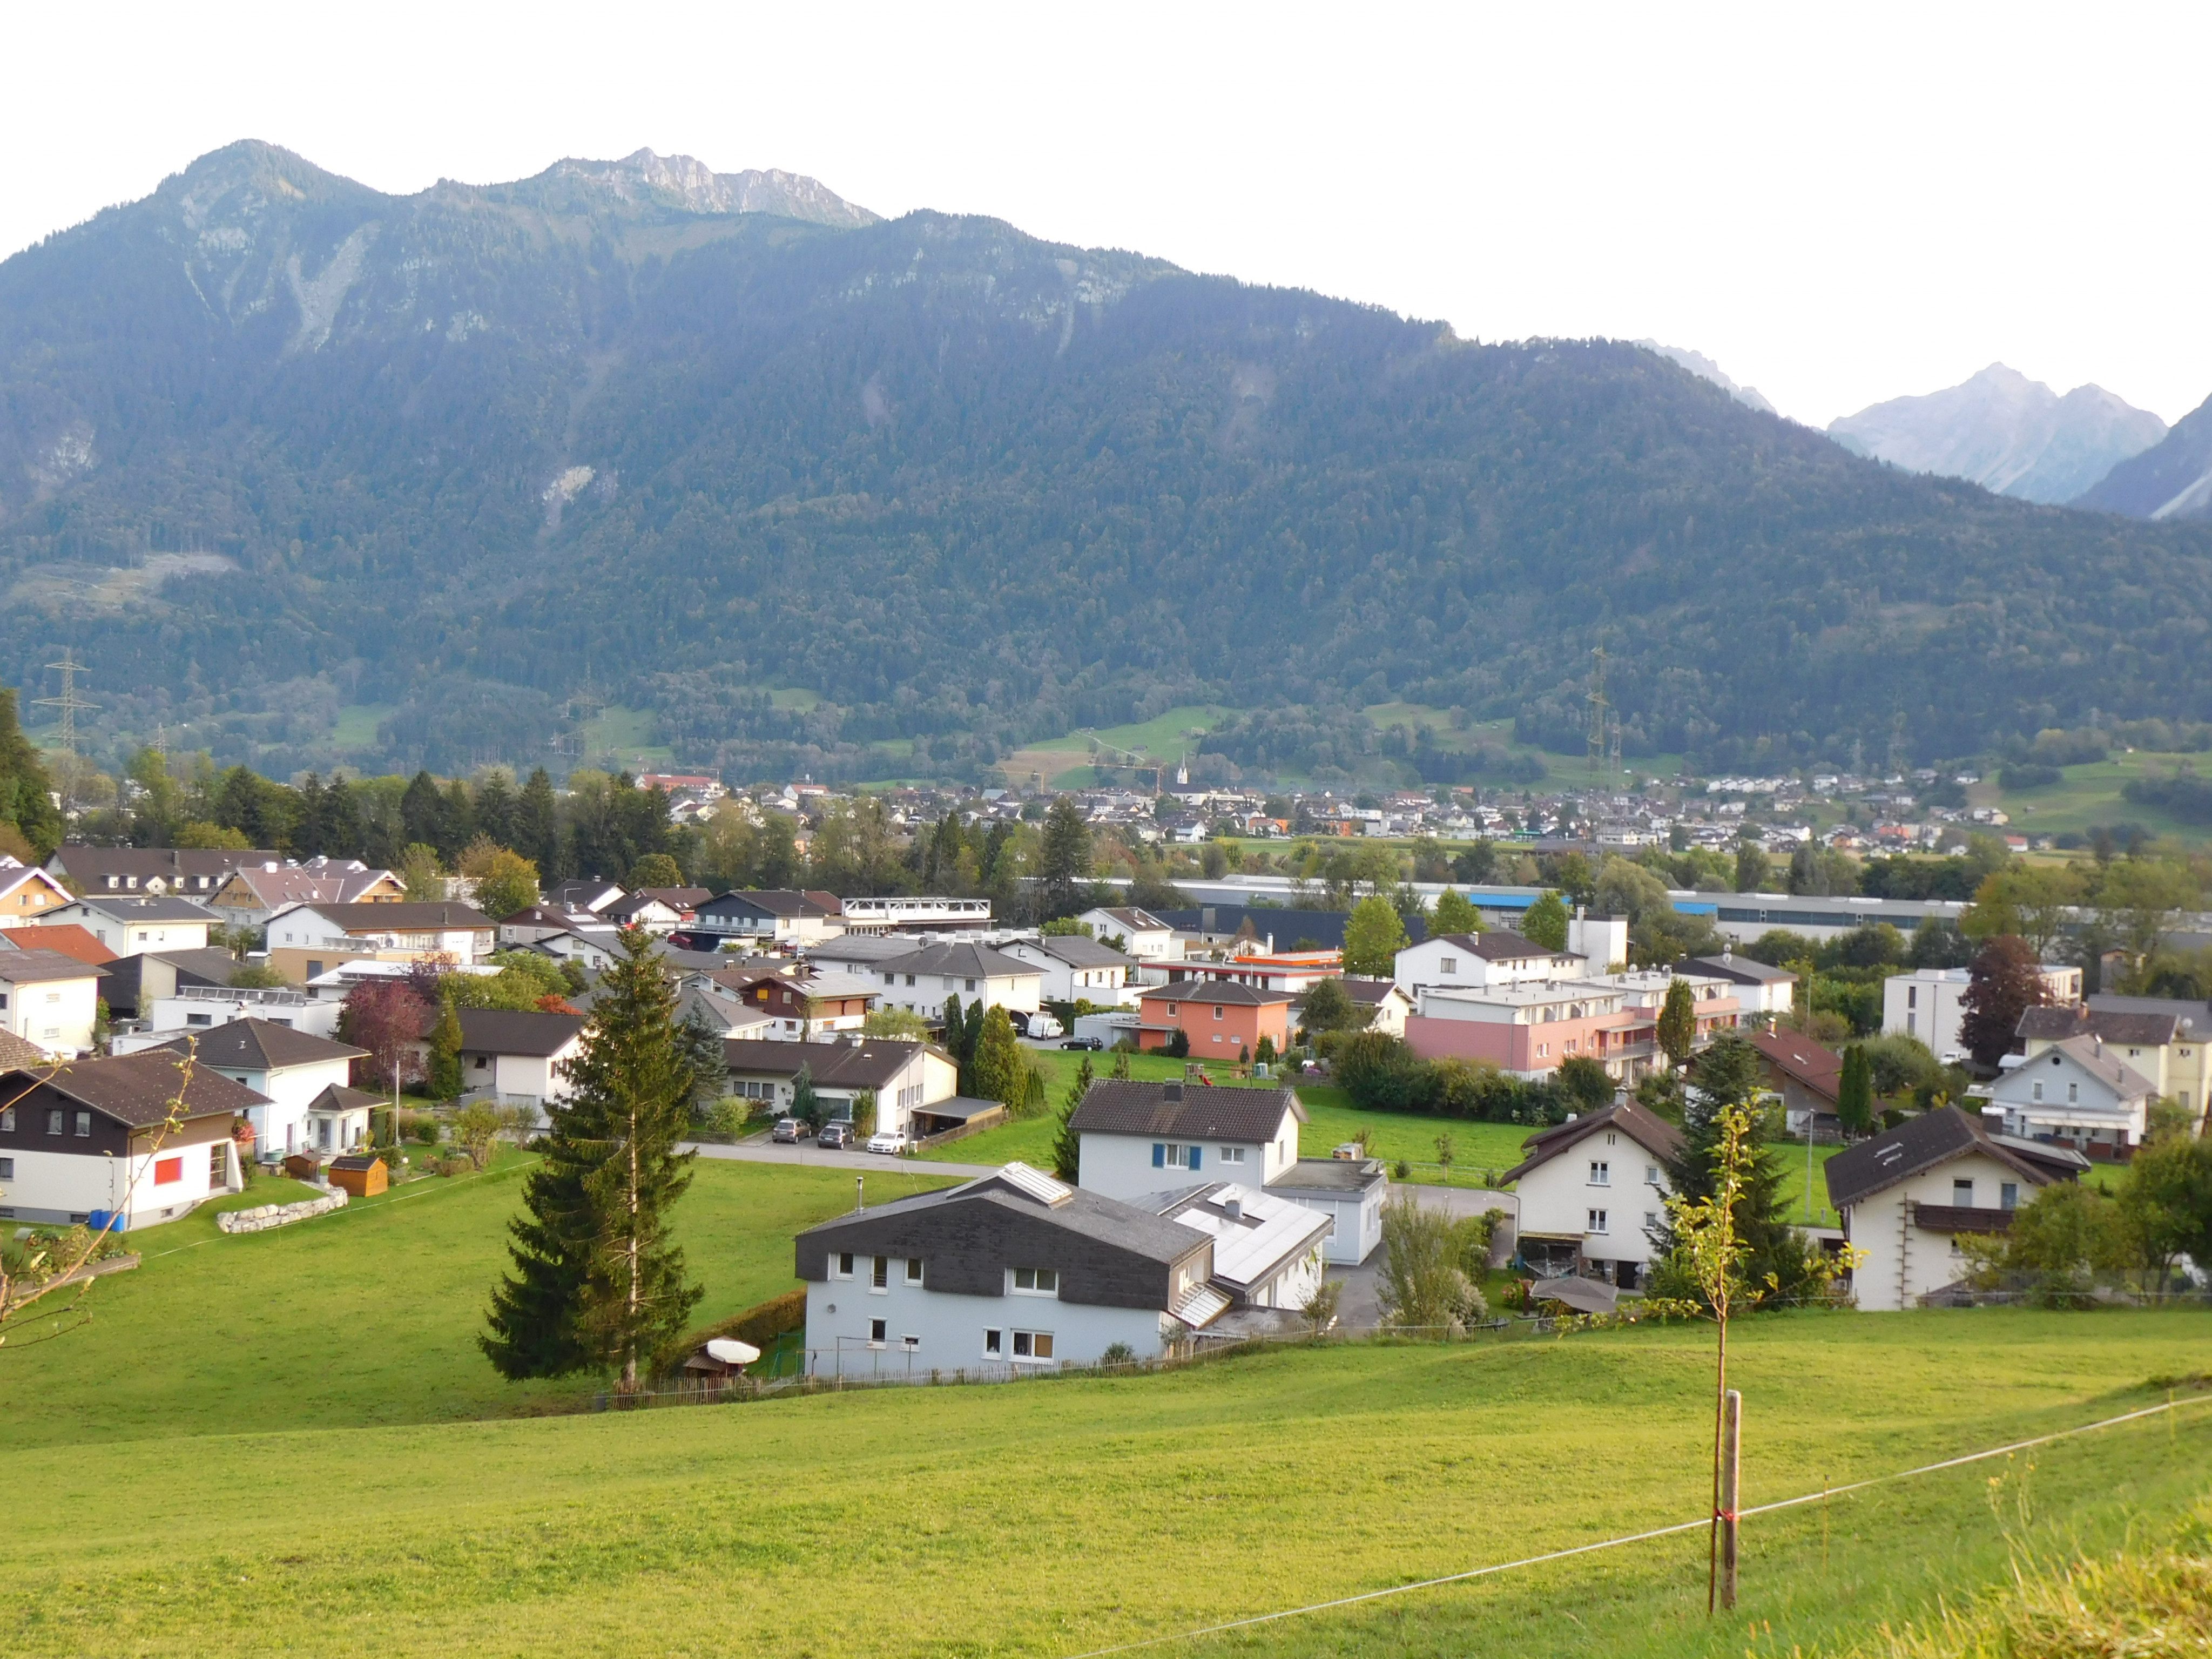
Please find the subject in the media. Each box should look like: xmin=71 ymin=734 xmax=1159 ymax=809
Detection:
xmin=1824 ymin=1105 xmax=2059 ymax=1211
xmin=2017 ymin=1005 xmax=2180 ymax=1047
xmin=0 ymin=947 xmax=109 ymax=984
xmin=155 ymin=1019 xmax=365 ymax=1070
xmin=1068 ymin=1079 xmax=1305 ymax=1142
xmin=1748 ymin=1029 xmax=1844 ymax=1101
xmin=1500 ymin=1100 xmax=1681 ymax=1184
xmin=0 ymin=925 xmax=116 ymax=966
xmin=1141 ymin=980 xmax=1294 ymax=1007
xmin=286 ymin=902 xmax=497 ymax=930
xmin=5 ymin=1050 xmax=269 ymax=1127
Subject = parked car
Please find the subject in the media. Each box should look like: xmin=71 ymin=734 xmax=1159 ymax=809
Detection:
xmin=816 ymin=1120 xmax=853 ymax=1150
xmin=770 ymin=1117 xmax=805 ymax=1144
xmin=864 ymin=1130 xmax=905 ymax=1155
xmin=1024 ymin=1011 xmax=1065 ymax=1040
xmin=1061 ymin=1035 xmax=1104 ymax=1050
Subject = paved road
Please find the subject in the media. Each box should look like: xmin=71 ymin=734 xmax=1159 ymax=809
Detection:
xmin=681 ymin=1139 xmax=997 ymax=1178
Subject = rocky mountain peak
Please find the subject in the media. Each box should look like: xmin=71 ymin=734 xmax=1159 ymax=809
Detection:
xmin=536 ymin=150 xmax=878 ymax=228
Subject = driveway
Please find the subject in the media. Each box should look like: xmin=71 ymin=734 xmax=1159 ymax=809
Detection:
xmin=1326 ymin=1184 xmax=1520 ymax=1327
xmin=681 ymin=1139 xmax=996 ymax=1178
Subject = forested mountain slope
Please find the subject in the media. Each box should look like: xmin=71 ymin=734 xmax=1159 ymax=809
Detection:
xmin=4 ymin=141 xmax=2210 ymax=780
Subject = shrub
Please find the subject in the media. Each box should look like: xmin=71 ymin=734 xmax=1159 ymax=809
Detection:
xmin=1099 ymin=1341 xmax=1136 ymax=1367
xmin=673 ymin=1289 xmax=808 ymax=1369
xmin=413 ymin=1116 xmax=442 ymax=1146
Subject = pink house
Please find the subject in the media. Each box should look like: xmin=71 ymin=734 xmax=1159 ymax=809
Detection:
xmin=1407 ymin=970 xmax=1741 ymax=1083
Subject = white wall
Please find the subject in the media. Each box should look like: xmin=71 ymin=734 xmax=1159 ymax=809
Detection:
xmin=1881 ymin=972 xmax=1970 ymax=1058
xmin=1077 ymin=1122 xmax=1291 ymax=1202
xmin=1844 ymin=1150 xmax=2028 ymax=1312
xmin=1515 ymin=1128 xmax=1671 ymax=1270
xmin=144 ymin=995 xmax=343 ymax=1040
xmin=0 ymin=1134 xmax=239 ymax=1227
xmin=0 ymin=974 xmax=100 ymax=1056
xmin=878 ymin=970 xmax=1042 ymax=1019
xmin=1267 ymin=1182 xmax=1384 ymax=1265
xmin=231 ymin=1058 xmax=356 ymax=1160
xmin=53 ymin=907 xmax=212 ymax=956
xmin=803 ymin=1265 xmax=1171 ymax=1375
xmin=1393 ymin=936 xmax=1580 ymax=997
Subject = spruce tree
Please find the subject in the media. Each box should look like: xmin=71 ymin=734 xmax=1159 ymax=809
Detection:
xmin=1657 ymin=978 xmax=1697 ymax=1069
xmin=517 ymin=767 xmax=562 ymax=878
xmin=1836 ymin=1045 xmax=1874 ymax=1136
xmin=428 ymin=998 xmax=464 ymax=1100
xmin=970 ymin=1006 xmax=1024 ymax=1107
xmin=482 ymin=927 xmax=702 ymax=1386
xmin=1657 ymin=1033 xmax=1815 ymax=1298
xmin=0 ymin=686 xmax=62 ymax=857
xmin=1050 ymin=1055 xmax=1094 ymax=1181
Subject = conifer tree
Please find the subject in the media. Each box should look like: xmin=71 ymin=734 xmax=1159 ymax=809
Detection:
xmin=1655 ymin=1033 xmax=1817 ymax=1298
xmin=1657 ymin=977 xmax=1697 ymax=1069
xmin=517 ymin=767 xmax=562 ymax=878
xmin=428 ymin=998 xmax=464 ymax=1100
xmin=482 ymin=927 xmax=702 ymax=1386
xmin=1836 ymin=1044 xmax=1874 ymax=1136
xmin=0 ymin=687 xmax=64 ymax=858
xmin=1050 ymin=1055 xmax=1094 ymax=1182
xmin=970 ymin=1006 xmax=1024 ymax=1108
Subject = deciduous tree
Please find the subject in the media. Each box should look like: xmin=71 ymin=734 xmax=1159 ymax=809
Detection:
xmin=1657 ymin=978 xmax=1697 ymax=1070
xmin=1521 ymin=890 xmax=1569 ymax=952
xmin=1342 ymin=894 xmax=1409 ymax=977
xmin=1958 ymin=935 xmax=2047 ymax=1068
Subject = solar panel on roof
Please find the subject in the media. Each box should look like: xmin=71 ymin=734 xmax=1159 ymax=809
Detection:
xmin=995 ymin=1161 xmax=1073 ymax=1205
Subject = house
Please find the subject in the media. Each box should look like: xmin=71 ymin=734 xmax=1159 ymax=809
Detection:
xmin=1076 ymin=905 xmax=1182 ymax=961
xmin=716 ymin=969 xmax=879 ymax=1038
xmin=1334 ymin=977 xmax=1413 ymax=1038
xmin=834 ymin=896 xmax=995 ymax=934
xmin=133 ymin=983 xmax=345 ymax=1041
xmin=544 ymin=879 xmax=628 ymax=914
xmin=299 ymin=1083 xmax=379 ymax=1157
xmin=794 ymin=1162 xmax=1225 ymax=1373
xmin=145 ymin=1019 xmax=368 ymax=1164
xmin=1748 ymin=1028 xmax=1844 ymax=1137
xmin=636 ymin=887 xmax=712 ymax=922
xmin=0 ymin=859 xmax=76 ymax=922
xmin=45 ymin=844 xmax=278 ymax=899
xmin=264 ymin=901 xmax=498 ymax=972
xmin=720 ymin=1036 xmax=961 ymax=1137
xmin=1261 ymin=1152 xmax=1390 ymax=1266
xmin=1148 ymin=952 xmax=1341 ymax=996
xmin=522 ymin=922 xmax=628 ymax=972
xmin=0 ymin=1050 xmax=259 ymax=1228
xmin=1133 ymin=981 xmax=1294 ymax=1057
xmin=1680 ymin=953 xmax=1798 ymax=1022
xmin=498 ymin=904 xmax=597 ymax=947
xmin=1408 ymin=967 xmax=1738 ymax=1084
xmin=1392 ymin=930 xmax=1585 ymax=998
xmin=1499 ymin=1100 xmax=1681 ymax=1290
xmin=1882 ymin=964 xmax=2083 ymax=1060
xmin=0 ymin=949 xmax=108 ymax=1056
xmin=1985 ymin=1034 xmax=2154 ymax=1156
xmin=206 ymin=859 xmax=405 ymax=927
xmin=96 ymin=946 xmax=254 ymax=1019
xmin=1824 ymin=1104 xmax=2088 ymax=1311
xmin=41 ymin=895 xmax=216 ymax=956
xmin=0 ymin=924 xmax=115 ymax=970
xmin=601 ymin=892 xmax=684 ymax=935
xmin=687 ymin=889 xmax=845 ymax=948
xmin=2019 ymin=1001 xmax=2211 ymax=1124
xmin=1001 ymin=934 xmax=1139 ymax=1006
xmin=1152 ymin=1183 xmax=1331 ymax=1313
xmin=438 ymin=1009 xmax=589 ymax=1116
xmin=802 ymin=933 xmax=922 ymax=979
xmin=869 ymin=942 xmax=1045 ymax=1020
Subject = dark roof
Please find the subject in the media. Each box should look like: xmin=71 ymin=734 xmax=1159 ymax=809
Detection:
xmin=454 ymin=1009 xmax=588 ymax=1057
xmin=1068 ymin=1078 xmax=1306 ymax=1142
xmin=1143 ymin=980 xmax=1296 ymax=1007
xmin=876 ymin=941 xmax=1043 ymax=980
xmin=286 ymin=901 xmax=497 ymax=929
xmin=1500 ymin=1101 xmax=1681 ymax=1184
xmin=1682 ymin=954 xmax=1797 ymax=987
xmin=1748 ymin=1029 xmax=1843 ymax=1102
xmin=1429 ymin=929 xmax=1559 ymax=962
xmin=6 ymin=1050 xmax=269 ymax=1127
xmin=501 ymin=904 xmax=585 ymax=927
xmin=603 ymin=892 xmax=681 ymax=920
xmin=2087 ymin=993 xmax=2212 ymax=1029
xmin=163 ymin=947 xmax=260 ymax=988
xmin=1336 ymin=977 xmax=1408 ymax=1007
xmin=1824 ymin=1105 xmax=2065 ymax=1211
xmin=698 ymin=889 xmax=835 ymax=920
xmin=2016 ymin=1004 xmax=2181 ymax=1047
xmin=640 ymin=887 xmax=712 ymax=908
xmin=1090 ymin=905 xmax=1173 ymax=933
xmin=1155 ymin=905 xmax=1429 ymax=953
xmin=0 ymin=947 xmax=108 ymax=984
xmin=49 ymin=846 xmax=279 ymax=881
xmin=910 ymin=1095 xmax=1004 ymax=1124
xmin=305 ymin=1082 xmax=382 ymax=1114
xmin=65 ymin=894 xmax=217 ymax=923
xmin=799 ymin=1169 xmax=1208 ymax=1267
xmin=1015 ymin=934 xmax=1136 ymax=970
xmin=329 ymin=1154 xmax=385 ymax=1172
xmin=1269 ymin=1156 xmax=1388 ymax=1193
xmin=0 ymin=1028 xmax=50 ymax=1069
xmin=154 ymin=1019 xmax=366 ymax=1070
xmin=720 ymin=1036 xmax=946 ymax=1090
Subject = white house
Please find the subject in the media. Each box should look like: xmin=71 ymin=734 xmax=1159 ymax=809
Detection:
xmin=42 ymin=895 xmax=216 ymax=957
xmin=0 ymin=1050 xmax=257 ymax=1230
xmin=869 ymin=942 xmax=1044 ymax=1020
xmin=1498 ymin=1101 xmax=1681 ymax=1290
xmin=267 ymin=901 xmax=499 ymax=966
xmin=794 ymin=1163 xmax=1226 ymax=1374
xmin=1680 ymin=953 xmax=1797 ymax=1022
xmin=720 ymin=1036 xmax=962 ymax=1137
xmin=300 ymin=1083 xmax=379 ymax=1157
xmin=444 ymin=1009 xmax=589 ymax=1116
xmin=147 ymin=1019 xmax=367 ymax=1164
xmin=1825 ymin=1105 xmax=2088 ymax=1311
xmin=1001 ymin=934 xmax=1139 ymax=1007
xmin=1392 ymin=929 xmax=1586 ymax=999
xmin=688 ymin=890 xmax=845 ymax=948
xmin=134 ymin=983 xmax=344 ymax=1041
xmin=0 ymin=949 xmax=108 ymax=1057
xmin=1882 ymin=964 xmax=2083 ymax=1060
xmin=1336 ymin=977 xmax=1413 ymax=1038
xmin=1154 ymin=1183 xmax=1330 ymax=1312
xmin=1077 ymin=906 xmax=1183 ymax=962
xmin=1985 ymin=1035 xmax=2154 ymax=1155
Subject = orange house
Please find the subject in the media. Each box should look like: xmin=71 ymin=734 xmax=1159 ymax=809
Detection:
xmin=1136 ymin=982 xmax=1294 ymax=1057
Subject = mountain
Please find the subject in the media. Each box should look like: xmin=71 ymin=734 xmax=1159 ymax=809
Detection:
xmin=1827 ymin=364 xmax=2167 ymax=505
xmin=1634 ymin=342 xmax=1775 ymax=414
xmin=2072 ymin=391 xmax=2212 ymax=521
xmin=5 ymin=142 xmax=2212 ymax=784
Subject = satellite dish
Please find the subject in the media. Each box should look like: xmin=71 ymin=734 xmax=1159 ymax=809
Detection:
xmin=705 ymin=1338 xmax=760 ymax=1366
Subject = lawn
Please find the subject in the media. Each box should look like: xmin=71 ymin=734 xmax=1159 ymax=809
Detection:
xmin=1 ymin=1310 xmax=2205 ymax=1657
xmin=1975 ymin=749 xmax=2212 ymax=847
xmin=0 ymin=1151 xmax=956 ymax=1449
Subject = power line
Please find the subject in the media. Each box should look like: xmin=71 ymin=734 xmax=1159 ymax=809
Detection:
xmin=1056 ymin=1392 xmax=2210 ymax=1659
xmin=33 ymin=651 xmax=97 ymax=810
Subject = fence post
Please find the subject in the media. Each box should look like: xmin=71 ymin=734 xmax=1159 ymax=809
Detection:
xmin=1719 ymin=1388 xmax=1742 ymax=1611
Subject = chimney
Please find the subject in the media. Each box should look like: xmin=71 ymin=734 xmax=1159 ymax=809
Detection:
xmin=1223 ymin=1197 xmax=1243 ymax=1222
xmin=2093 ymin=1034 xmax=2102 ymax=1057
xmin=1163 ymin=1082 xmax=1183 ymax=1102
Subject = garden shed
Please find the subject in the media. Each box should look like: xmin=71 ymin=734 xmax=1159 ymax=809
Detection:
xmin=327 ymin=1155 xmax=388 ymax=1197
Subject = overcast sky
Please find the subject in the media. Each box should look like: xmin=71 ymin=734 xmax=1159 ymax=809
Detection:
xmin=5 ymin=3 xmax=2204 ymax=427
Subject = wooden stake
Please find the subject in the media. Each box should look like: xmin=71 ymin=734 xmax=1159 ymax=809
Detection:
xmin=1719 ymin=1389 xmax=1743 ymax=1612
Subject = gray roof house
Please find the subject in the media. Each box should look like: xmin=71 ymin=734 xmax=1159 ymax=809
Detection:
xmin=793 ymin=1162 xmax=1231 ymax=1374
xmin=1985 ymin=1034 xmax=2155 ymax=1152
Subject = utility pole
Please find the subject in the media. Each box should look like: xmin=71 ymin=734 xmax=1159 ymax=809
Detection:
xmin=35 ymin=652 xmax=97 ymax=813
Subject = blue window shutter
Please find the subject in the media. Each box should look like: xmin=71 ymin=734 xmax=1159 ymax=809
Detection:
xmin=1190 ymin=1146 xmax=1202 ymax=1171
xmin=1152 ymin=1143 xmax=1164 ymax=1168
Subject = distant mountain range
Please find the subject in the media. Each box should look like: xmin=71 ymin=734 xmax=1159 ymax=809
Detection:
xmin=1635 ymin=342 xmax=1776 ymax=414
xmin=6 ymin=142 xmax=2212 ymax=783
xmin=2074 ymin=392 xmax=2212 ymax=522
xmin=1827 ymin=365 xmax=2168 ymax=506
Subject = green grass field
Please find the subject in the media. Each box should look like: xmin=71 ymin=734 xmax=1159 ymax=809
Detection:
xmin=3 ymin=1298 xmax=2204 ymax=1657
xmin=1978 ymin=749 xmax=2212 ymax=847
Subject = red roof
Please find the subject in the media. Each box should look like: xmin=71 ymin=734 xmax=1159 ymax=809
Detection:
xmin=1 ymin=924 xmax=116 ymax=967
xmin=1749 ymin=1028 xmax=1843 ymax=1102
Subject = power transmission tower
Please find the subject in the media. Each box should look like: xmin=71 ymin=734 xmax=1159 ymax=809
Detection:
xmin=1586 ymin=645 xmax=1609 ymax=772
xmin=35 ymin=652 xmax=98 ymax=812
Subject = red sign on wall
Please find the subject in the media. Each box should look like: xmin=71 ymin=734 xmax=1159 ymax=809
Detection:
xmin=153 ymin=1156 xmax=183 ymax=1185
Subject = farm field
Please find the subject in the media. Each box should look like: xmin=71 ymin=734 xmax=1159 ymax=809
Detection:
xmin=1 ymin=1304 xmax=2204 ymax=1658
xmin=0 ymin=1152 xmax=955 ymax=1450
xmin=1975 ymin=749 xmax=2212 ymax=847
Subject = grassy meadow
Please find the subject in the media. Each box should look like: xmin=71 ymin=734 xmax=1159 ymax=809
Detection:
xmin=1975 ymin=748 xmax=2212 ymax=847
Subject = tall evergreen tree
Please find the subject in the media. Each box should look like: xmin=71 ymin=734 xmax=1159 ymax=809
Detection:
xmin=439 ymin=778 xmax=476 ymax=863
xmin=295 ymin=772 xmax=329 ymax=855
xmin=1037 ymin=796 xmax=1093 ymax=920
xmin=1657 ymin=978 xmax=1697 ymax=1069
xmin=473 ymin=769 xmax=518 ymax=849
xmin=482 ymin=927 xmax=701 ymax=1386
xmin=401 ymin=770 xmax=446 ymax=852
xmin=1049 ymin=1055 xmax=1094 ymax=1181
xmin=1836 ymin=1044 xmax=1874 ymax=1136
xmin=1654 ymin=1033 xmax=1816 ymax=1298
xmin=322 ymin=775 xmax=365 ymax=862
xmin=970 ymin=1006 xmax=1024 ymax=1108
xmin=518 ymin=767 xmax=562 ymax=876
xmin=0 ymin=687 xmax=62 ymax=858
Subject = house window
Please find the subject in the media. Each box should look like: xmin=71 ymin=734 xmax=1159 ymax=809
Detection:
xmin=868 ymin=1319 xmax=887 ymax=1346
xmin=1166 ymin=1002 xmax=1179 ymax=1017
xmin=984 ymin=1328 xmax=1003 ymax=1355
xmin=1440 ymin=956 xmax=1457 ymax=974
xmin=835 ymin=1252 xmax=855 ymax=1279
xmin=1588 ymin=1160 xmax=1610 ymax=1186
xmin=905 ymin=1258 xmax=923 ymax=1285
xmin=1907 ymin=986 xmax=1917 ymax=1009
xmin=871 ymin=1256 xmax=889 ymax=1289
xmin=74 ymin=1111 xmax=90 ymax=1137
xmin=1644 ymin=1210 xmax=1659 ymax=1231
xmin=1645 ymin=1164 xmax=1662 ymax=1186
xmin=965 ymin=979 xmax=977 ymax=992
xmin=45 ymin=1109 xmax=62 ymax=1135
xmin=1953 ymin=1178 xmax=1974 ymax=1205
xmin=902 ymin=1334 xmax=919 ymax=1350
xmin=2067 ymin=1083 xmax=2078 ymax=1104
xmin=0 ymin=1157 xmax=11 ymax=1179
xmin=1151 ymin=1143 xmax=1201 ymax=1170
xmin=1011 ymin=1267 xmax=1058 ymax=1295
xmin=2032 ymin=1082 xmax=2044 ymax=1102
xmin=186 ymin=1013 xmax=212 ymax=1027
xmin=154 ymin=1156 xmax=183 ymax=1185
xmin=0 ymin=1107 xmax=11 ymax=1131
xmin=1010 ymin=1330 xmax=1055 ymax=1360
xmin=905 ymin=974 xmax=916 ymax=986
xmin=1587 ymin=1209 xmax=1609 ymax=1234
xmin=2000 ymin=1182 xmax=2020 ymax=1210
xmin=1219 ymin=1146 xmax=1245 ymax=1165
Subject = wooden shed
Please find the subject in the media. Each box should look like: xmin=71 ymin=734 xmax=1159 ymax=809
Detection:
xmin=281 ymin=1151 xmax=323 ymax=1183
xmin=327 ymin=1154 xmax=388 ymax=1197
